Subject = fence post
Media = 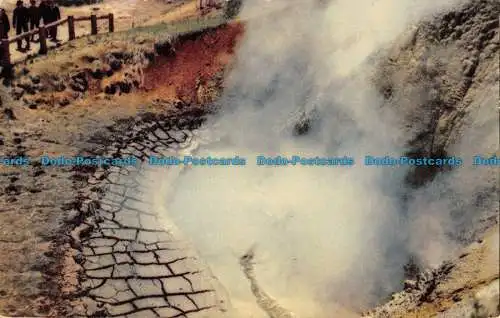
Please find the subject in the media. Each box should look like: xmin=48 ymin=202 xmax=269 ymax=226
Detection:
xmin=90 ymin=14 xmax=98 ymax=35
xmin=108 ymin=13 xmax=114 ymax=33
xmin=1 ymin=40 xmax=10 ymax=67
xmin=68 ymin=16 xmax=75 ymax=40
xmin=39 ymin=27 xmax=47 ymax=54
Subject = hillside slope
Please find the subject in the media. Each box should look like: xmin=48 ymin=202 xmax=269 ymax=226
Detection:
xmin=366 ymin=0 xmax=499 ymax=316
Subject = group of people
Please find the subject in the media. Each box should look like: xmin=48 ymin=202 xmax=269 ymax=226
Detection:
xmin=0 ymin=0 xmax=61 ymax=52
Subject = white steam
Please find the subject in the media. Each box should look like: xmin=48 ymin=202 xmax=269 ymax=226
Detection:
xmin=145 ymin=0 xmax=481 ymax=317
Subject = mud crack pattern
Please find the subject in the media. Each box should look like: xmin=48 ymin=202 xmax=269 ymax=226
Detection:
xmin=68 ymin=109 xmax=230 ymax=318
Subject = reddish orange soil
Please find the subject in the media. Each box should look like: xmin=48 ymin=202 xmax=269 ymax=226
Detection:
xmin=143 ymin=22 xmax=245 ymax=103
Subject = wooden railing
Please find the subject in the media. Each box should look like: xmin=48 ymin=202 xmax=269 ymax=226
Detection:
xmin=1 ymin=13 xmax=114 ymax=67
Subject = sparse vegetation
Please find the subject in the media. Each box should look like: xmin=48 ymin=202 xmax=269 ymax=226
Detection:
xmin=17 ymin=14 xmax=226 ymax=76
xmin=7 ymin=11 xmax=238 ymax=111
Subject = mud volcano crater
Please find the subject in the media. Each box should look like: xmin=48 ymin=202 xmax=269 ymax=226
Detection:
xmin=59 ymin=104 xmax=481 ymax=318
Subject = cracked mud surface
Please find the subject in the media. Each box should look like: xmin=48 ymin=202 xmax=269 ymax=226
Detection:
xmin=65 ymin=110 xmax=231 ymax=317
xmin=0 ymin=91 xmax=227 ymax=316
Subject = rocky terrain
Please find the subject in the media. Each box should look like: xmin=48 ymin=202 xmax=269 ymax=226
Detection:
xmin=366 ymin=0 xmax=499 ymax=316
xmin=0 ymin=0 xmax=498 ymax=317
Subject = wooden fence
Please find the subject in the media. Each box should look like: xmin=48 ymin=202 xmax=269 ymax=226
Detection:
xmin=1 ymin=13 xmax=114 ymax=67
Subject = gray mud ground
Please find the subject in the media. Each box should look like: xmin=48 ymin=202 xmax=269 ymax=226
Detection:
xmin=67 ymin=110 xmax=233 ymax=317
xmin=0 ymin=96 xmax=217 ymax=316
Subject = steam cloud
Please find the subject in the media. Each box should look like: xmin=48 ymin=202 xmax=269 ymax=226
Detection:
xmin=143 ymin=0 xmax=496 ymax=317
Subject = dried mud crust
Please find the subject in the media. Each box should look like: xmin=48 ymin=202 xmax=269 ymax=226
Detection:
xmin=59 ymin=108 xmax=231 ymax=317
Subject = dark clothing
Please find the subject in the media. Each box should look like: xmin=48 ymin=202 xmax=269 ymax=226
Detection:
xmin=13 ymin=6 xmax=29 ymax=27
xmin=30 ymin=19 xmax=39 ymax=32
xmin=0 ymin=13 xmax=10 ymax=39
xmin=49 ymin=22 xmax=57 ymax=39
xmin=0 ymin=10 xmax=10 ymax=70
xmin=28 ymin=5 xmax=41 ymax=25
xmin=30 ymin=19 xmax=39 ymax=29
xmin=29 ymin=5 xmax=40 ymax=41
xmin=16 ymin=23 xmax=29 ymax=49
xmin=46 ymin=6 xmax=60 ymax=23
xmin=39 ymin=2 xmax=49 ymax=24
xmin=13 ymin=6 xmax=29 ymax=50
xmin=46 ymin=6 xmax=60 ymax=40
xmin=16 ymin=23 xmax=29 ymax=34
xmin=0 ymin=12 xmax=9 ymax=67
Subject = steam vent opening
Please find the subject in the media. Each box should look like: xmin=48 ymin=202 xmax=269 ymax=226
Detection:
xmin=0 ymin=0 xmax=498 ymax=318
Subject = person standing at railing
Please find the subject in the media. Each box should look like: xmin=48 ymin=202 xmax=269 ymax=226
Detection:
xmin=0 ymin=8 xmax=10 ymax=39
xmin=13 ymin=0 xmax=30 ymax=51
xmin=28 ymin=0 xmax=41 ymax=42
xmin=0 ymin=8 xmax=10 ymax=69
xmin=45 ymin=0 xmax=60 ymax=42
xmin=39 ymin=0 xmax=50 ymax=38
